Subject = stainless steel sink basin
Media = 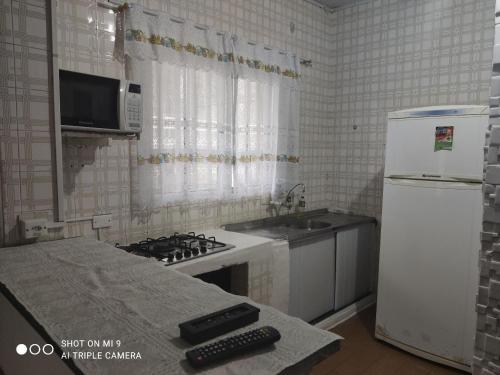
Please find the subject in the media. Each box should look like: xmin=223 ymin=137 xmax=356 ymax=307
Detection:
xmin=223 ymin=208 xmax=375 ymax=244
xmin=223 ymin=210 xmax=335 ymax=242
xmin=283 ymin=220 xmax=331 ymax=230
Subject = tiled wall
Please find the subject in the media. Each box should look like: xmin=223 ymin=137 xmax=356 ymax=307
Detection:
xmin=329 ymin=0 xmax=495 ymax=218
xmin=475 ymin=2 xmax=500 ymax=373
xmin=0 ymin=0 xmax=496 ymax=246
xmin=57 ymin=0 xmax=335 ymax=244
xmin=0 ymin=0 xmax=55 ymax=245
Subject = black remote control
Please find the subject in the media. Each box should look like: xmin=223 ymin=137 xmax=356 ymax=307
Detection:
xmin=179 ymin=303 xmax=260 ymax=345
xmin=185 ymin=326 xmax=281 ymax=368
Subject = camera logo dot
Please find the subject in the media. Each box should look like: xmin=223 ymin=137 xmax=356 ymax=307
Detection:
xmin=16 ymin=344 xmax=54 ymax=356
xmin=29 ymin=344 xmax=41 ymax=355
xmin=16 ymin=344 xmax=27 ymax=355
xmin=43 ymin=344 xmax=54 ymax=355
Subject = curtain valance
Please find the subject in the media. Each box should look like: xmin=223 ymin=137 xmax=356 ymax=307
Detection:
xmin=122 ymin=3 xmax=300 ymax=79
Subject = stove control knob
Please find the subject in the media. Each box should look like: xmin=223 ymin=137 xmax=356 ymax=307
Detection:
xmin=200 ymin=246 xmax=207 ymax=254
xmin=167 ymin=253 xmax=175 ymax=262
xmin=191 ymin=248 xmax=199 ymax=256
xmin=175 ymin=252 xmax=183 ymax=260
xmin=184 ymin=250 xmax=192 ymax=258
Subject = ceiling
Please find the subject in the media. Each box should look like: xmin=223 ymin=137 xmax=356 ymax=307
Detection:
xmin=313 ymin=0 xmax=363 ymax=10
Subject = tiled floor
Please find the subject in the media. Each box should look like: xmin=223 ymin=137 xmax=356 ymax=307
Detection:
xmin=312 ymin=305 xmax=467 ymax=375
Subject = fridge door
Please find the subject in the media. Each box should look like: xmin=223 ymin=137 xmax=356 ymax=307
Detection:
xmin=385 ymin=114 xmax=487 ymax=180
xmin=375 ymin=178 xmax=481 ymax=369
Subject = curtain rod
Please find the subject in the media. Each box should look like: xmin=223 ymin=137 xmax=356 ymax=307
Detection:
xmin=96 ymin=0 xmax=313 ymax=67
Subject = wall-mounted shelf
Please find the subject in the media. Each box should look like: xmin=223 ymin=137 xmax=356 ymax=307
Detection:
xmin=61 ymin=130 xmax=137 ymax=146
xmin=61 ymin=130 xmax=137 ymax=138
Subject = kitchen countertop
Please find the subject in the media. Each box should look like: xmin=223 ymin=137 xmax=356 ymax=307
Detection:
xmin=170 ymin=229 xmax=291 ymax=313
xmin=223 ymin=209 xmax=377 ymax=243
xmin=169 ymin=229 xmax=278 ymax=269
xmin=0 ymin=237 xmax=341 ymax=375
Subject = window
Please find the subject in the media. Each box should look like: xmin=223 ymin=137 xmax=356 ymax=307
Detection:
xmin=123 ymin=5 xmax=300 ymax=209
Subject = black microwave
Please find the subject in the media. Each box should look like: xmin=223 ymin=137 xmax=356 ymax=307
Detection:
xmin=59 ymin=70 xmax=143 ymax=134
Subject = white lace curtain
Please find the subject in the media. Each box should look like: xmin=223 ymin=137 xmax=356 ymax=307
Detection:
xmin=121 ymin=4 xmax=300 ymax=210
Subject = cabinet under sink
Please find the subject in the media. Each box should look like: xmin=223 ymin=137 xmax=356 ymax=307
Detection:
xmin=288 ymin=223 xmax=375 ymax=323
xmin=289 ymin=233 xmax=336 ymax=322
xmin=223 ymin=209 xmax=377 ymax=323
xmin=334 ymin=223 xmax=374 ymax=311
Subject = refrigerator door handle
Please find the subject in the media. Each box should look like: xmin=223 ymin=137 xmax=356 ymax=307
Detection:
xmin=386 ymin=174 xmax=482 ymax=184
xmin=384 ymin=177 xmax=482 ymax=190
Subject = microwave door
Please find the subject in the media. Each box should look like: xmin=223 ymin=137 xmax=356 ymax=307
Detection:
xmin=59 ymin=69 xmax=120 ymax=132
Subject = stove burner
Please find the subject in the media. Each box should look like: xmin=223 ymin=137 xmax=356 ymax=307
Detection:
xmin=116 ymin=232 xmax=234 ymax=266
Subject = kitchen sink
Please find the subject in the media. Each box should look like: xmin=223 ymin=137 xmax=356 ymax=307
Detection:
xmin=283 ymin=220 xmax=331 ymax=230
xmin=222 ymin=209 xmax=336 ymax=242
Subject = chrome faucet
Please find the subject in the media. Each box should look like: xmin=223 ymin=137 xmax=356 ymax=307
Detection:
xmin=283 ymin=183 xmax=306 ymax=213
xmin=266 ymin=183 xmax=306 ymax=216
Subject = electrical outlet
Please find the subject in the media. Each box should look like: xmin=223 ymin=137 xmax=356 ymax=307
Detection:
xmin=92 ymin=214 xmax=113 ymax=229
xmin=38 ymin=222 xmax=65 ymax=242
xmin=20 ymin=218 xmax=47 ymax=239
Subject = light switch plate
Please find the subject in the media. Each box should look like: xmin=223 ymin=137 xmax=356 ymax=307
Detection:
xmin=92 ymin=214 xmax=113 ymax=229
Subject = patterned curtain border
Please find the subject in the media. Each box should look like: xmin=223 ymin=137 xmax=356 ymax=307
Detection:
xmin=125 ymin=28 xmax=300 ymax=79
xmin=138 ymin=153 xmax=300 ymax=165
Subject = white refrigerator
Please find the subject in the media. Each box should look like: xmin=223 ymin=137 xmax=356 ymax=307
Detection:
xmin=375 ymin=105 xmax=488 ymax=372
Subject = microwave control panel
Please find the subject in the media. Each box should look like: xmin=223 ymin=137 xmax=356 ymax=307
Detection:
xmin=121 ymin=82 xmax=143 ymax=133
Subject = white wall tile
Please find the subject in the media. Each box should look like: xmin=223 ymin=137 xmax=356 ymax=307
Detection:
xmin=20 ymin=169 xmax=54 ymax=211
xmin=13 ymin=45 xmax=49 ymax=91
xmin=0 ymin=0 xmax=52 ymax=245
xmin=12 ymin=0 xmax=48 ymax=50
xmin=15 ymin=88 xmax=50 ymax=130
xmin=17 ymin=130 xmax=53 ymax=172
xmin=328 ymin=0 xmax=494 ymax=218
xmin=0 ymin=0 xmax=13 ymax=44
xmin=0 ymin=42 xmax=15 ymax=87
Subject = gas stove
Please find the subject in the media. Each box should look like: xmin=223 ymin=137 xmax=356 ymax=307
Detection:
xmin=117 ymin=232 xmax=235 ymax=266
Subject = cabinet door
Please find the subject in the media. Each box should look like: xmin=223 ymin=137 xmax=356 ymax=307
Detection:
xmin=334 ymin=223 xmax=374 ymax=310
xmin=289 ymin=234 xmax=335 ymax=322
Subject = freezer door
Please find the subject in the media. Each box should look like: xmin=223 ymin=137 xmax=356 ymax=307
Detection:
xmin=376 ymin=178 xmax=481 ymax=367
xmin=385 ymin=115 xmax=487 ymax=180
